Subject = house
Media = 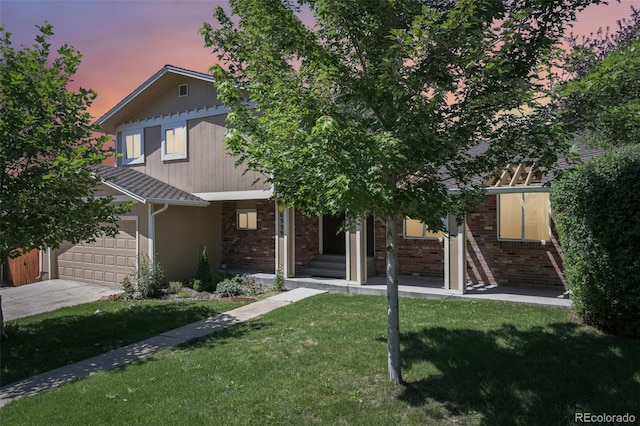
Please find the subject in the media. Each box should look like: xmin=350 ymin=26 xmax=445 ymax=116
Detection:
xmin=39 ymin=65 xmax=600 ymax=293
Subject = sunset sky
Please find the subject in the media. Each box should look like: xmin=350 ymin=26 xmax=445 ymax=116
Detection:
xmin=1 ymin=0 xmax=638 ymax=121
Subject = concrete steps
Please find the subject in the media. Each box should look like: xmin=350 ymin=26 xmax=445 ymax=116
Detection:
xmin=303 ymin=254 xmax=346 ymax=278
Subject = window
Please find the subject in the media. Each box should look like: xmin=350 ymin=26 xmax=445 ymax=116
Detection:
xmin=122 ymin=129 xmax=144 ymax=165
xmin=161 ymin=122 xmax=187 ymax=161
xmin=179 ymin=83 xmax=188 ymax=97
xmin=404 ymin=218 xmax=445 ymax=239
xmin=499 ymin=192 xmax=550 ymax=241
xmin=237 ymin=209 xmax=257 ymax=230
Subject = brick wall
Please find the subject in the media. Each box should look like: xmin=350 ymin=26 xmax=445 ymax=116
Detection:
xmin=221 ymin=200 xmax=276 ymax=272
xmin=294 ymin=210 xmax=319 ymax=274
xmin=465 ymin=195 xmax=566 ymax=287
xmin=371 ymin=196 xmax=566 ymax=287
xmin=374 ymin=218 xmax=445 ymax=277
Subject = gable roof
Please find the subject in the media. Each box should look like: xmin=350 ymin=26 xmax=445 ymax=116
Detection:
xmin=95 ymin=65 xmax=216 ymax=134
xmin=93 ymin=166 xmax=209 ymax=207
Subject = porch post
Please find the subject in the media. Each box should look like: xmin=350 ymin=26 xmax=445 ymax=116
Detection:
xmin=444 ymin=214 xmax=467 ymax=294
xmin=346 ymin=216 xmax=367 ymax=284
xmin=276 ymin=203 xmax=295 ymax=278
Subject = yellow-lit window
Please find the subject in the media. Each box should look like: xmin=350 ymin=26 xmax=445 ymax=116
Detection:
xmin=162 ymin=122 xmax=187 ymax=161
xmin=122 ymin=130 xmax=143 ymax=165
xmin=404 ymin=218 xmax=445 ymax=239
xmin=237 ymin=210 xmax=257 ymax=230
xmin=499 ymin=192 xmax=550 ymax=241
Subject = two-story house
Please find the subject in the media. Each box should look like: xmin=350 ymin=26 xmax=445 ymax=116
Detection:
xmin=43 ymin=64 xmax=601 ymax=293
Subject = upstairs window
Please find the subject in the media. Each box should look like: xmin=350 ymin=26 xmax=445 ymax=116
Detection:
xmin=404 ymin=218 xmax=445 ymax=240
xmin=237 ymin=209 xmax=257 ymax=230
xmin=499 ymin=192 xmax=550 ymax=241
xmin=122 ymin=129 xmax=144 ymax=165
xmin=161 ymin=122 xmax=187 ymax=161
xmin=179 ymin=83 xmax=188 ymax=97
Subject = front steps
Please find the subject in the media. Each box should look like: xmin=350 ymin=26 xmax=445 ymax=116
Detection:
xmin=303 ymin=254 xmax=346 ymax=278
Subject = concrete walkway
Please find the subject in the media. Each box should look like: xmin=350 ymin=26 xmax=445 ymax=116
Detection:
xmin=0 ymin=287 xmax=326 ymax=408
xmin=0 ymin=279 xmax=122 ymax=321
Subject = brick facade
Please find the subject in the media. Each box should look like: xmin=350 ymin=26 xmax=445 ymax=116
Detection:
xmin=294 ymin=210 xmax=319 ymax=274
xmin=374 ymin=218 xmax=445 ymax=278
xmin=221 ymin=200 xmax=276 ymax=272
xmin=465 ymin=195 xmax=565 ymax=287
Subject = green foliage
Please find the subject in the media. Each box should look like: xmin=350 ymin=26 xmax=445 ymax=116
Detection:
xmin=557 ymin=38 xmax=640 ymax=148
xmin=273 ymin=268 xmax=285 ymax=292
xmin=215 ymin=276 xmax=244 ymax=298
xmin=0 ymin=23 xmax=130 ymax=263
xmin=122 ymin=256 xmax=165 ymax=299
xmin=201 ymin=0 xmax=598 ymax=230
xmin=550 ymin=145 xmax=640 ymax=337
xmin=191 ymin=246 xmax=214 ymax=291
xmin=168 ymin=281 xmax=183 ymax=294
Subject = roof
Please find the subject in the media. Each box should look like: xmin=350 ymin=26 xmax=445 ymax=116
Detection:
xmin=95 ymin=64 xmax=216 ymax=134
xmin=93 ymin=166 xmax=209 ymax=207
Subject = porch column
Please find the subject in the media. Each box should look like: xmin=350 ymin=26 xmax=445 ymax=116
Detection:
xmin=444 ymin=213 xmax=467 ymax=294
xmin=346 ymin=216 xmax=367 ymax=284
xmin=276 ymin=204 xmax=295 ymax=278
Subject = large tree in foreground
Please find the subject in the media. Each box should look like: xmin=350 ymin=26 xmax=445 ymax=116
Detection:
xmin=202 ymin=0 xmax=599 ymax=383
xmin=0 ymin=23 xmax=128 ymax=264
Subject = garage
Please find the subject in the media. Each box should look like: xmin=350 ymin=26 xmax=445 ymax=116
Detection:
xmin=56 ymin=219 xmax=137 ymax=286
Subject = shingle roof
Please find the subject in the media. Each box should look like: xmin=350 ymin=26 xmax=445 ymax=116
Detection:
xmin=93 ymin=166 xmax=209 ymax=207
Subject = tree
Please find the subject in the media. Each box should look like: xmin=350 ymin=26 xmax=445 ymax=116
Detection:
xmin=201 ymin=0 xmax=599 ymax=383
xmin=553 ymin=7 xmax=640 ymax=147
xmin=0 ymin=23 xmax=128 ymax=264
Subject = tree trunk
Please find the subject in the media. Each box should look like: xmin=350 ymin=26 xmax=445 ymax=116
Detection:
xmin=385 ymin=215 xmax=402 ymax=384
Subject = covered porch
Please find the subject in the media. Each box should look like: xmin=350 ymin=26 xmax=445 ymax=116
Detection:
xmin=252 ymin=273 xmax=572 ymax=308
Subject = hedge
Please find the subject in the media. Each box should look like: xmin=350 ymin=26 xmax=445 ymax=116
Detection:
xmin=550 ymin=145 xmax=640 ymax=337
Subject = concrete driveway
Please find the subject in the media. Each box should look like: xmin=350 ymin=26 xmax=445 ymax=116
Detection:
xmin=0 ymin=280 xmax=122 ymax=321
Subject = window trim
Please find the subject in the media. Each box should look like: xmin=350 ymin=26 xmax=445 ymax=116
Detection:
xmin=236 ymin=209 xmax=258 ymax=230
xmin=161 ymin=121 xmax=188 ymax=162
xmin=403 ymin=218 xmax=445 ymax=240
xmin=121 ymin=128 xmax=144 ymax=165
xmin=497 ymin=192 xmax=550 ymax=242
xmin=178 ymin=83 xmax=188 ymax=97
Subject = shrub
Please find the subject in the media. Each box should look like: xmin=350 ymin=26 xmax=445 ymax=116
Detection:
xmin=133 ymin=255 xmax=165 ymax=299
xmin=273 ymin=268 xmax=284 ymax=292
xmin=216 ymin=276 xmax=244 ymax=297
xmin=168 ymin=281 xmax=183 ymax=294
xmin=242 ymin=275 xmax=264 ymax=296
xmin=550 ymin=145 xmax=640 ymax=337
xmin=192 ymin=246 xmax=214 ymax=292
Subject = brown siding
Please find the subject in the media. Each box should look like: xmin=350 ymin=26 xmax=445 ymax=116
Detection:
xmin=119 ymin=115 xmax=266 ymax=194
xmin=221 ymin=200 xmax=275 ymax=272
xmin=155 ymin=203 xmax=221 ymax=282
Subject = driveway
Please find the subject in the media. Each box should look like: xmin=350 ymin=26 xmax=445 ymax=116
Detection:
xmin=0 ymin=280 xmax=122 ymax=321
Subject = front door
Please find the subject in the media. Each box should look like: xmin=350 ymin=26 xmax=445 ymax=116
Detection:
xmin=322 ymin=213 xmax=346 ymax=255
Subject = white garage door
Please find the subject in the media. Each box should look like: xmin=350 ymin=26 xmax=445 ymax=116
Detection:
xmin=57 ymin=220 xmax=137 ymax=286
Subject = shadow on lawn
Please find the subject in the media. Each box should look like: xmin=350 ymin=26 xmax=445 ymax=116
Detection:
xmin=398 ymin=323 xmax=640 ymax=426
xmin=1 ymin=302 xmax=243 ymax=386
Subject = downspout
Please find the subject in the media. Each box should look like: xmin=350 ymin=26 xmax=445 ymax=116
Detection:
xmin=148 ymin=203 xmax=169 ymax=263
xmin=48 ymin=247 xmax=52 ymax=280
xmin=35 ymin=248 xmax=43 ymax=280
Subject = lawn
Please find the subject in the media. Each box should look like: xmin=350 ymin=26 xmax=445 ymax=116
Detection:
xmin=2 ymin=294 xmax=639 ymax=425
xmin=1 ymin=300 xmax=247 ymax=386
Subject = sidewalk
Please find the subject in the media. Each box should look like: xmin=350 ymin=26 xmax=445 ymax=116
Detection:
xmin=0 ymin=287 xmax=327 ymax=408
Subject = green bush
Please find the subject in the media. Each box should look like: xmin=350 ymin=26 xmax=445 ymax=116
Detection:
xmin=133 ymin=255 xmax=165 ymax=299
xmin=273 ymin=268 xmax=284 ymax=292
xmin=215 ymin=276 xmax=244 ymax=297
xmin=550 ymin=145 xmax=640 ymax=337
xmin=191 ymin=247 xmax=214 ymax=292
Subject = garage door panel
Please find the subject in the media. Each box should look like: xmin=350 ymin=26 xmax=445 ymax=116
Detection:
xmin=57 ymin=220 xmax=137 ymax=286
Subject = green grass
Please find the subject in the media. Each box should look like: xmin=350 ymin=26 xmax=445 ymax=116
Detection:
xmin=1 ymin=300 xmax=246 ymax=386
xmin=2 ymin=295 xmax=639 ymax=425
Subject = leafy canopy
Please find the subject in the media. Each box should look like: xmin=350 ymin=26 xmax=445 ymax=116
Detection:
xmin=202 ymin=0 xmax=599 ymax=229
xmin=0 ymin=23 xmax=129 ymax=262
xmin=553 ymin=7 xmax=640 ymax=148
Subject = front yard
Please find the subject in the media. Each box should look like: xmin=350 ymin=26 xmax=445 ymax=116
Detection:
xmin=1 ymin=294 xmax=639 ymax=425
